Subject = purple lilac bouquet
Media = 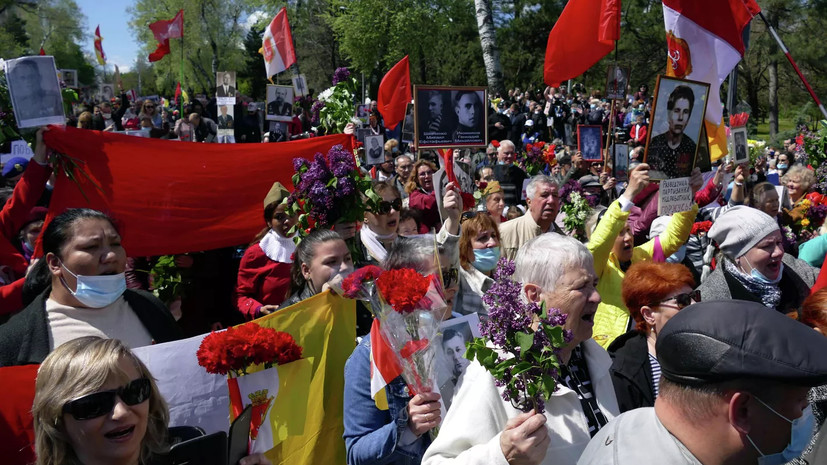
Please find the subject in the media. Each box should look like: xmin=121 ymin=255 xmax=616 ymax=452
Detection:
xmin=286 ymin=145 xmax=375 ymax=238
xmin=465 ymin=258 xmax=573 ymax=413
xmin=332 ymin=67 xmax=351 ymax=85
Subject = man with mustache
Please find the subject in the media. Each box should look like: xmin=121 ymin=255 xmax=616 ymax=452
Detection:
xmin=646 ymin=85 xmax=697 ymax=179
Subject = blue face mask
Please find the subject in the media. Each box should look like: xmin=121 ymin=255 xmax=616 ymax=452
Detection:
xmin=61 ymin=263 xmax=127 ymax=308
xmin=747 ymin=401 xmax=814 ymax=465
xmin=472 ymin=247 xmax=500 ymax=273
xmin=744 ymin=257 xmax=784 ymax=284
xmin=666 ymin=245 xmax=686 ymax=264
xmin=777 ymin=163 xmax=788 ymax=170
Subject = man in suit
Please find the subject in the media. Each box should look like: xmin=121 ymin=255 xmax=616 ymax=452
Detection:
xmin=216 ymin=72 xmax=235 ymax=98
xmin=217 ymin=105 xmax=233 ymax=129
xmin=267 ymin=87 xmax=292 ymax=117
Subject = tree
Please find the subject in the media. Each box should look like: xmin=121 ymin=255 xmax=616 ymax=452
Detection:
xmin=475 ymin=0 xmax=505 ymax=97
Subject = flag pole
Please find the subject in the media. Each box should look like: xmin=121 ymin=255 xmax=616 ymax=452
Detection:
xmin=179 ymin=34 xmax=184 ymax=115
xmin=758 ymin=11 xmax=827 ymax=120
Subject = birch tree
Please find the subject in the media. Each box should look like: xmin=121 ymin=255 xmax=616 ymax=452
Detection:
xmin=475 ymin=0 xmax=505 ymax=97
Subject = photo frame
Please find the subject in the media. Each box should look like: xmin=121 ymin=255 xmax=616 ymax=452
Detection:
xmin=364 ymin=135 xmax=385 ymax=165
xmin=355 ymin=104 xmax=370 ymax=125
xmin=355 ymin=128 xmax=371 ymax=144
xmin=99 ymin=84 xmax=115 ymax=102
xmin=59 ymin=69 xmax=78 ymax=88
xmin=5 ymin=56 xmax=65 ymax=128
xmin=612 ymin=143 xmax=630 ymax=182
xmin=216 ymin=104 xmax=234 ymax=137
xmin=265 ymin=85 xmax=294 ymax=122
xmin=414 ymin=85 xmax=488 ymax=148
xmin=605 ymin=64 xmax=630 ymax=101
xmin=643 ymin=75 xmax=710 ymax=180
xmin=436 ymin=313 xmax=481 ymax=412
xmin=267 ymin=121 xmax=290 ymax=143
xmin=292 ymin=74 xmax=308 ymax=97
xmin=577 ymin=125 xmax=603 ymax=161
xmin=216 ymin=71 xmax=237 ymax=105
xmin=730 ymin=126 xmax=749 ymax=165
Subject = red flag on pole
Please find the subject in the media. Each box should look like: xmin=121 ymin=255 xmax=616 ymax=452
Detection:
xmin=437 ymin=148 xmax=456 ymax=185
xmin=377 ymin=56 xmax=411 ymax=131
xmin=543 ymin=0 xmax=620 ymax=87
xmin=38 ymin=47 xmax=45 ymax=56
xmin=261 ymin=8 xmax=297 ymax=78
xmin=174 ymin=82 xmax=182 ymax=104
xmin=147 ymin=9 xmax=183 ymax=62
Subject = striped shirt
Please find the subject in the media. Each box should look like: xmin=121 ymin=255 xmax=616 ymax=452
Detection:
xmin=648 ymin=353 xmax=662 ymax=397
xmin=560 ymin=345 xmax=609 ymax=437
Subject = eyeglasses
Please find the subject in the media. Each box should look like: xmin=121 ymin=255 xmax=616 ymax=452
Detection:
xmin=654 ymin=290 xmax=700 ymax=310
xmin=376 ymin=198 xmax=402 ymax=214
xmin=442 ymin=267 xmax=458 ymax=288
xmin=144 ymin=105 xmax=155 ymax=109
xmin=63 ymin=378 xmax=151 ymax=421
xmin=460 ymin=210 xmax=489 ymax=223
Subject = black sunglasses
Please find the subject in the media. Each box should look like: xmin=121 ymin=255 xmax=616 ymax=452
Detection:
xmin=63 ymin=378 xmax=151 ymax=421
xmin=654 ymin=290 xmax=700 ymax=310
xmin=442 ymin=267 xmax=458 ymax=288
xmin=377 ymin=198 xmax=402 ymax=214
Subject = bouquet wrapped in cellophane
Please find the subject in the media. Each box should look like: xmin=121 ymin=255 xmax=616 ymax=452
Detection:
xmin=342 ymin=265 xmax=449 ymax=395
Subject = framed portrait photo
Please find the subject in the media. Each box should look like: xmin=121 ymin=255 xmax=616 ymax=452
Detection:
xmin=355 ymin=104 xmax=370 ymax=125
xmin=436 ymin=314 xmax=481 ymax=412
xmin=5 ymin=56 xmax=65 ymax=128
xmin=364 ymin=135 xmax=385 ymax=165
xmin=643 ymin=75 xmax=711 ymax=180
xmin=59 ymin=69 xmax=78 ymax=88
xmin=730 ymin=126 xmax=749 ymax=165
xmin=292 ymin=74 xmax=308 ymax=97
xmin=265 ymin=85 xmax=294 ymax=122
xmin=401 ymin=103 xmax=415 ymax=143
xmin=605 ymin=64 xmax=630 ymax=101
xmin=577 ymin=125 xmax=603 ymax=161
xmin=612 ymin=143 xmax=630 ymax=182
xmin=414 ymin=85 xmax=487 ymax=149
xmin=267 ymin=121 xmax=290 ymax=143
xmin=216 ymin=71 xmax=237 ymax=105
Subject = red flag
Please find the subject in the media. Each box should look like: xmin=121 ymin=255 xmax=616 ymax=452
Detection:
xmin=174 ymin=81 xmax=182 ymax=103
xmin=147 ymin=9 xmax=183 ymax=62
xmin=376 ymin=56 xmax=411 ymax=131
xmin=0 ymin=364 xmax=39 ymax=465
xmin=544 ymin=0 xmax=620 ymax=87
xmin=38 ymin=47 xmax=45 ymax=56
xmin=40 ymin=127 xmax=352 ymax=257
xmin=437 ymin=148 xmax=456 ymax=185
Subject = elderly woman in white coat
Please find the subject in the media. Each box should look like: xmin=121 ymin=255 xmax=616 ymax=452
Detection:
xmin=423 ymin=233 xmax=619 ymax=465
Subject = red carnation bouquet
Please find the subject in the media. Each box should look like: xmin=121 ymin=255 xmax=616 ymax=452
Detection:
xmin=341 ymin=265 xmax=448 ymax=395
xmin=197 ymin=323 xmax=305 ymax=453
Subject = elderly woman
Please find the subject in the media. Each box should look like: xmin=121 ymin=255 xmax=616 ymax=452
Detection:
xmin=423 ymin=234 xmax=619 ymax=465
xmin=453 ymin=212 xmax=500 ymax=316
xmin=343 ymin=234 xmax=461 ymax=465
xmin=481 ymin=181 xmax=506 ymax=225
xmin=749 ymin=181 xmax=781 ymax=218
xmin=782 ymin=164 xmax=815 ymax=207
xmin=608 ymin=262 xmax=697 ymax=413
xmin=236 ymin=183 xmax=296 ymax=320
xmin=0 ymin=209 xmax=181 ymax=366
xmin=699 ymin=206 xmax=817 ymax=312
xmin=585 ymin=163 xmax=700 ymax=349
xmin=406 ymin=160 xmax=440 ymax=233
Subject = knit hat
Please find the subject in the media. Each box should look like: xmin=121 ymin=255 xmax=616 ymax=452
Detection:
xmin=263 ymin=182 xmax=290 ymax=209
xmin=3 ymin=157 xmax=28 ymax=178
xmin=707 ymin=206 xmax=779 ymax=259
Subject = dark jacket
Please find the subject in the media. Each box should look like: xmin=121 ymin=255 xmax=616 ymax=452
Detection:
xmin=607 ymin=330 xmax=655 ymax=413
xmin=0 ymin=288 xmax=182 ymax=367
xmin=92 ymin=93 xmax=129 ymax=132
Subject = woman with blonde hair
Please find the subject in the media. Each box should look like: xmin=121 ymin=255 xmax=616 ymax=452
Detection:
xmin=32 ymin=336 xmax=168 ymax=465
xmin=406 ymin=159 xmax=440 ymax=233
xmin=77 ymin=112 xmax=93 ymax=129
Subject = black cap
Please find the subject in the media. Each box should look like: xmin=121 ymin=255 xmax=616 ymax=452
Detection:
xmin=656 ymin=300 xmax=827 ymax=386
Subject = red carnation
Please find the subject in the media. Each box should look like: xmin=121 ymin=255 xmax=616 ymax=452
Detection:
xmin=376 ymin=268 xmax=431 ymax=314
xmin=491 ymin=140 xmax=500 ymax=148
xmin=342 ymin=265 xmax=384 ymax=298
xmin=690 ymin=221 xmax=713 ymax=236
xmin=461 ymin=192 xmax=476 ymax=212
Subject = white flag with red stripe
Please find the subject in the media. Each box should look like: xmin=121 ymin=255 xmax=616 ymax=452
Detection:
xmin=262 ymin=8 xmax=297 ymax=79
xmin=661 ymin=0 xmax=760 ymax=161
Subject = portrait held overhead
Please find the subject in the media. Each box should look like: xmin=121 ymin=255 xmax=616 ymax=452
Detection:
xmin=4 ymin=56 xmax=65 ymax=128
xmin=578 ymin=125 xmax=603 ymax=161
xmin=266 ymin=85 xmax=294 ymax=122
xmin=415 ymin=85 xmax=487 ymax=148
xmin=605 ymin=64 xmax=630 ymax=101
xmin=215 ymin=71 xmax=237 ymax=104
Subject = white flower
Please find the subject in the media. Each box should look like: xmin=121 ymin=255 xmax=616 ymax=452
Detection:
xmin=318 ymin=87 xmax=335 ymax=102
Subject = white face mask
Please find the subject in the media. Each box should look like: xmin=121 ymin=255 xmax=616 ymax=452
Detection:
xmin=60 ymin=263 xmax=126 ymax=308
xmin=747 ymin=401 xmax=815 ymax=465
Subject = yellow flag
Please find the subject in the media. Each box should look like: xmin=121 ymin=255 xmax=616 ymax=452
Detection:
xmin=249 ymin=291 xmax=356 ymax=465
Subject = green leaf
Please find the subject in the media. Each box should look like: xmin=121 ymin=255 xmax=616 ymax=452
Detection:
xmin=539 ymin=301 xmax=548 ymax=319
xmin=516 ymin=331 xmax=534 ymax=356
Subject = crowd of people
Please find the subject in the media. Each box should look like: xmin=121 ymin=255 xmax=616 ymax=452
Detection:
xmin=2 ymin=76 xmax=827 ymax=465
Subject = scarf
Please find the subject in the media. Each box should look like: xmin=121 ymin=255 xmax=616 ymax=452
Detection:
xmin=360 ymin=225 xmax=396 ymax=262
xmin=724 ymin=259 xmax=782 ymax=309
xmin=259 ymin=229 xmax=296 ymax=263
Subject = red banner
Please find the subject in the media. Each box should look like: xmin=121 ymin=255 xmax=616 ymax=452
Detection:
xmin=41 ymin=127 xmax=352 ymax=257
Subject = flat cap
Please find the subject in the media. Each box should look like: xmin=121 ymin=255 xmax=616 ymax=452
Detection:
xmin=656 ymin=299 xmax=827 ymax=386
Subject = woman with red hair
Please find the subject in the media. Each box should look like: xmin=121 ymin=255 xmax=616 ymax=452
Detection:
xmin=608 ymin=261 xmax=697 ymax=413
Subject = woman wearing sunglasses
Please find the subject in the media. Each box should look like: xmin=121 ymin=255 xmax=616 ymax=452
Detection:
xmin=236 ymin=182 xmax=297 ymax=320
xmin=138 ymin=100 xmax=162 ymax=129
xmin=0 ymin=209 xmax=181 ymax=367
xmin=357 ymin=181 xmax=403 ymax=265
xmin=608 ymin=262 xmax=697 ymax=413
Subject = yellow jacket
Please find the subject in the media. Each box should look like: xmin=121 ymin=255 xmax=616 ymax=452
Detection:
xmin=587 ymin=199 xmax=698 ymax=349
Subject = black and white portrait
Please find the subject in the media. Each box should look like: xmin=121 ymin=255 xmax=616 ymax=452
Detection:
xmin=731 ymin=127 xmax=749 ymax=164
xmin=100 ymin=84 xmax=114 ymax=102
xmin=266 ymin=85 xmax=294 ymax=122
xmin=60 ymin=69 xmax=78 ymax=88
xmin=401 ymin=103 xmax=415 ymax=143
xmin=356 ymin=127 xmax=371 ymax=144
xmin=578 ymin=125 xmax=603 ymax=161
xmin=364 ymin=135 xmax=385 ymax=165
xmin=605 ymin=65 xmax=630 ymax=101
xmin=215 ymin=71 xmax=236 ymax=100
xmin=292 ymin=74 xmax=308 ymax=97
xmin=612 ymin=143 xmax=630 ymax=182
xmin=217 ymin=105 xmax=235 ymax=143
xmin=436 ymin=314 xmax=480 ymax=411
xmin=644 ymin=76 xmax=710 ymax=180
xmin=268 ymin=121 xmax=290 ymax=143
xmin=355 ymin=104 xmax=370 ymax=125
xmin=5 ymin=56 xmax=65 ymax=128
xmin=415 ymin=85 xmax=487 ymax=148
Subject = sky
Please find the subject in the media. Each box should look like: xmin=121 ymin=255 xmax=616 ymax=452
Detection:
xmin=76 ymin=0 xmax=140 ymax=72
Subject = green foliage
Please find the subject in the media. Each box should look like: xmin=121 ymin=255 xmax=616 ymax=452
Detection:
xmin=150 ymin=255 xmax=184 ymax=304
xmin=317 ymin=76 xmax=358 ymax=134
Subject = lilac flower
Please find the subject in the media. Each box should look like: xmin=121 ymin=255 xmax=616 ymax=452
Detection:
xmin=293 ymin=158 xmax=310 ymax=172
xmin=332 ymin=67 xmax=351 ymax=85
xmin=559 ymin=179 xmax=583 ymax=203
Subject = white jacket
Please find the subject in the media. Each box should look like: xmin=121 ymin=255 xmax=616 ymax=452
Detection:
xmin=423 ymin=339 xmax=619 ymax=465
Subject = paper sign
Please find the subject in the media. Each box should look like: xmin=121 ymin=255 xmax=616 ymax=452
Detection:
xmin=1 ymin=140 xmax=34 ymax=164
xmin=658 ymin=177 xmax=692 ymax=216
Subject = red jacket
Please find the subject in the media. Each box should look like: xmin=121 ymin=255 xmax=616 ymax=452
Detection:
xmin=0 ymin=161 xmax=52 ymax=315
xmin=408 ymin=189 xmax=440 ymax=233
xmin=235 ymin=243 xmax=292 ymax=320
xmin=630 ymin=124 xmax=647 ymax=145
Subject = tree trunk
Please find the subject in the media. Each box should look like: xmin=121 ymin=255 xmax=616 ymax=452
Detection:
xmin=474 ymin=0 xmax=505 ymax=97
xmin=768 ymin=12 xmax=779 ymax=138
